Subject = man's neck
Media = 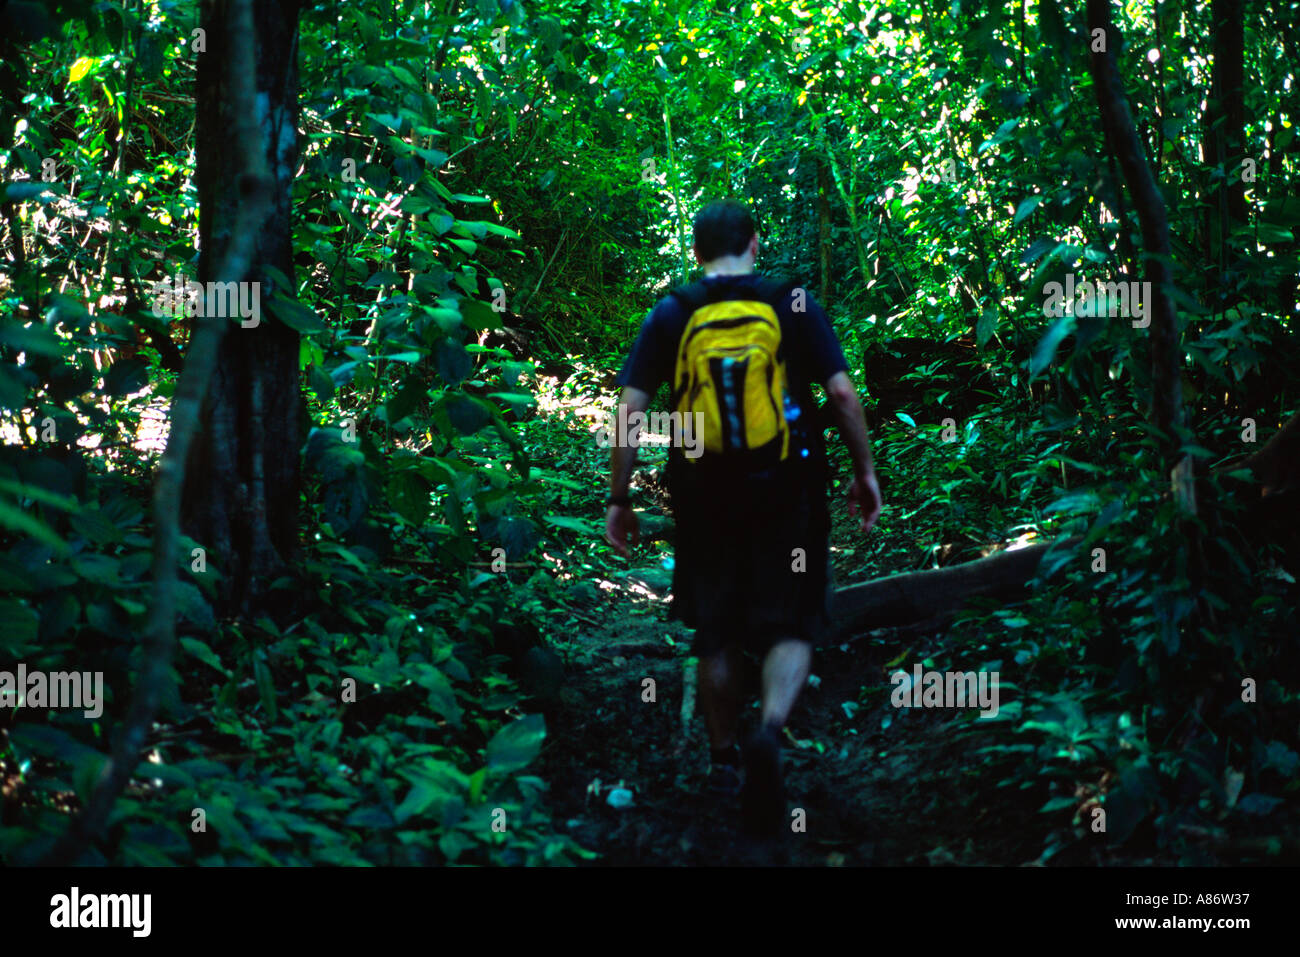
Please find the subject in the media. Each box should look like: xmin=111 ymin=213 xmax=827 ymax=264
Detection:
xmin=701 ymin=261 xmax=755 ymax=278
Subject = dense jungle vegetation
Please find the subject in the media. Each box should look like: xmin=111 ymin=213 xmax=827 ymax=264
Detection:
xmin=0 ymin=0 xmax=1297 ymax=868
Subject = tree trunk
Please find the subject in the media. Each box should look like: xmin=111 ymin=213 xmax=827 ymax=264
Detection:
xmin=822 ymin=148 xmax=873 ymax=294
xmin=1266 ymin=115 xmax=1298 ymax=325
xmin=816 ymin=158 xmax=831 ymax=300
xmin=183 ymin=0 xmax=304 ymax=620
xmin=1088 ymin=0 xmax=1207 ymax=608
xmin=1086 ymin=0 xmax=1185 ymax=460
xmin=1203 ymin=0 xmax=1246 ymax=312
xmin=44 ymin=0 xmax=275 ymax=864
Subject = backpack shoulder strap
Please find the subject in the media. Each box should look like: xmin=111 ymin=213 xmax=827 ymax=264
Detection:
xmin=668 ymin=281 xmax=712 ymax=316
xmin=755 ymin=276 xmax=799 ymax=311
xmin=672 ymin=277 xmax=798 ymax=313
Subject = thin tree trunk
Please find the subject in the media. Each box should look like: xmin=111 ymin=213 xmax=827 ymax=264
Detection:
xmin=182 ymin=0 xmax=304 ymax=619
xmin=817 ymin=158 xmax=832 ymax=299
xmin=43 ymin=0 xmax=274 ymax=865
xmin=1087 ymin=0 xmax=1185 ymax=460
xmin=826 ymin=151 xmax=872 ymax=293
xmin=1205 ymin=0 xmax=1246 ymax=314
xmin=663 ymin=99 xmax=689 ymax=285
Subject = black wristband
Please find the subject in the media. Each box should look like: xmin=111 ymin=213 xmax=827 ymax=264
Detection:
xmin=606 ymin=494 xmax=632 ymax=507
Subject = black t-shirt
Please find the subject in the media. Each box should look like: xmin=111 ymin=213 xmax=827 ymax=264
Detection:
xmin=614 ymin=273 xmax=848 ymax=475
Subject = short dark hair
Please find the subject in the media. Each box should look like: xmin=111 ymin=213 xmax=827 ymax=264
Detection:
xmin=693 ymin=199 xmax=756 ymax=261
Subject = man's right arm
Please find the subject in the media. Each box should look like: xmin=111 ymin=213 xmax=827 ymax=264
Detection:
xmin=824 ymin=370 xmax=882 ymax=531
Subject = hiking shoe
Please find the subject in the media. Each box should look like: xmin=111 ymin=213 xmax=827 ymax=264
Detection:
xmin=740 ymin=725 xmax=785 ymax=836
xmin=707 ymin=743 xmax=742 ymax=797
xmin=707 ymin=763 xmax=742 ymax=797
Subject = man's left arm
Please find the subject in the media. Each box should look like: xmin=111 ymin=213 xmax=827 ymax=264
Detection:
xmin=798 ymin=293 xmax=882 ymax=532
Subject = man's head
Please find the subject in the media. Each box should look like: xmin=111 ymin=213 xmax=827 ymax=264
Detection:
xmin=692 ymin=199 xmax=758 ymax=271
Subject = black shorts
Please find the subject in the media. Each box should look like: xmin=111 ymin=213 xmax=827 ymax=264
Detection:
xmin=667 ymin=458 xmax=834 ymax=658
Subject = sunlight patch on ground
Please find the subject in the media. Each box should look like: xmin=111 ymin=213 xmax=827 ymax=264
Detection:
xmin=530 ymin=357 xmax=618 ymax=436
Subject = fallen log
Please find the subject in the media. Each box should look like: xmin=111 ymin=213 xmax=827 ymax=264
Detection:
xmin=824 ymin=411 xmax=1300 ymax=634
xmin=1210 ymin=409 xmax=1300 ymax=578
xmin=1220 ymin=409 xmax=1300 ymax=498
xmin=829 ymin=539 xmax=1078 ymax=633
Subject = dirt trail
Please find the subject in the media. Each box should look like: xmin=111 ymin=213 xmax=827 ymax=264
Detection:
xmin=538 ymin=512 xmax=1041 ymax=866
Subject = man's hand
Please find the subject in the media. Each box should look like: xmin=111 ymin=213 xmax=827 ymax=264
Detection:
xmin=605 ymin=504 xmax=640 ymax=558
xmin=847 ymin=469 xmax=882 ymax=532
xmin=824 ymin=372 xmax=881 ymax=532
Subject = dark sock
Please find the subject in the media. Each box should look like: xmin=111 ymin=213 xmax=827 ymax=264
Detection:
xmin=710 ymin=744 xmax=740 ymax=766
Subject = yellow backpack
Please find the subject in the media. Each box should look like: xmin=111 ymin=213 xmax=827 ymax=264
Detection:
xmin=669 ymin=278 xmax=796 ymax=465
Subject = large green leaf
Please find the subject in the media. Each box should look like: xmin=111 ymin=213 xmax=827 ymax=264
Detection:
xmin=0 ymin=501 xmax=68 ymax=554
xmin=486 ymin=713 xmax=546 ymax=773
xmin=0 ymin=324 xmax=67 ymax=358
xmin=543 ymin=514 xmax=597 ymax=535
xmin=461 ymin=298 xmax=503 ymax=331
xmin=253 ymin=653 xmax=278 ymax=720
xmin=1013 ymin=195 xmax=1044 ymax=226
xmin=68 ymin=56 xmax=99 ymax=83
xmin=385 ymin=379 xmax=425 ymax=423
xmin=446 ymin=394 xmax=492 ymax=434
xmin=436 ymin=339 xmax=471 ymax=385
xmin=267 ymin=294 xmax=327 ymax=334
xmin=388 ymin=468 xmax=430 ymax=525
xmin=0 ymin=599 xmax=39 ymax=649
xmin=1030 ymin=315 xmax=1074 ymax=378
xmin=3 ymin=182 xmax=53 ymax=202
xmin=499 ymin=515 xmax=540 ymax=559
xmin=413 ymin=663 xmax=463 ymax=727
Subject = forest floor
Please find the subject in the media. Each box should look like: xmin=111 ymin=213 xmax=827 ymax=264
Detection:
xmin=535 ymin=501 xmax=1048 ymax=866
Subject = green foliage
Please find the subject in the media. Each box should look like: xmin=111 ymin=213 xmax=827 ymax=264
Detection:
xmin=2 ymin=0 xmax=1298 ymax=867
xmin=0 ymin=0 xmax=601 ymax=867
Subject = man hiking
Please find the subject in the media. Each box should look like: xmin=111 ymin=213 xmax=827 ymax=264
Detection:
xmin=604 ymin=198 xmax=882 ymax=837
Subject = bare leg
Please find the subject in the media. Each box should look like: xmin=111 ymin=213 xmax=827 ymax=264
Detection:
xmin=759 ymin=639 xmax=812 ymax=731
xmin=697 ymin=642 xmax=742 ymax=753
xmin=739 ymin=639 xmax=809 ymax=835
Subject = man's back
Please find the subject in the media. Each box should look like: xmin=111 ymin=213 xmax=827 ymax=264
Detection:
xmin=616 ymin=272 xmax=848 ymax=476
xmin=603 ymin=198 xmax=881 ymax=837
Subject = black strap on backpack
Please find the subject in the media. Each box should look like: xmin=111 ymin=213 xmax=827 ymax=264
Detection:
xmin=668 ymin=280 xmax=712 ymax=315
xmin=668 ymin=275 xmax=798 ymax=315
xmin=757 ymin=276 xmax=799 ymax=311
